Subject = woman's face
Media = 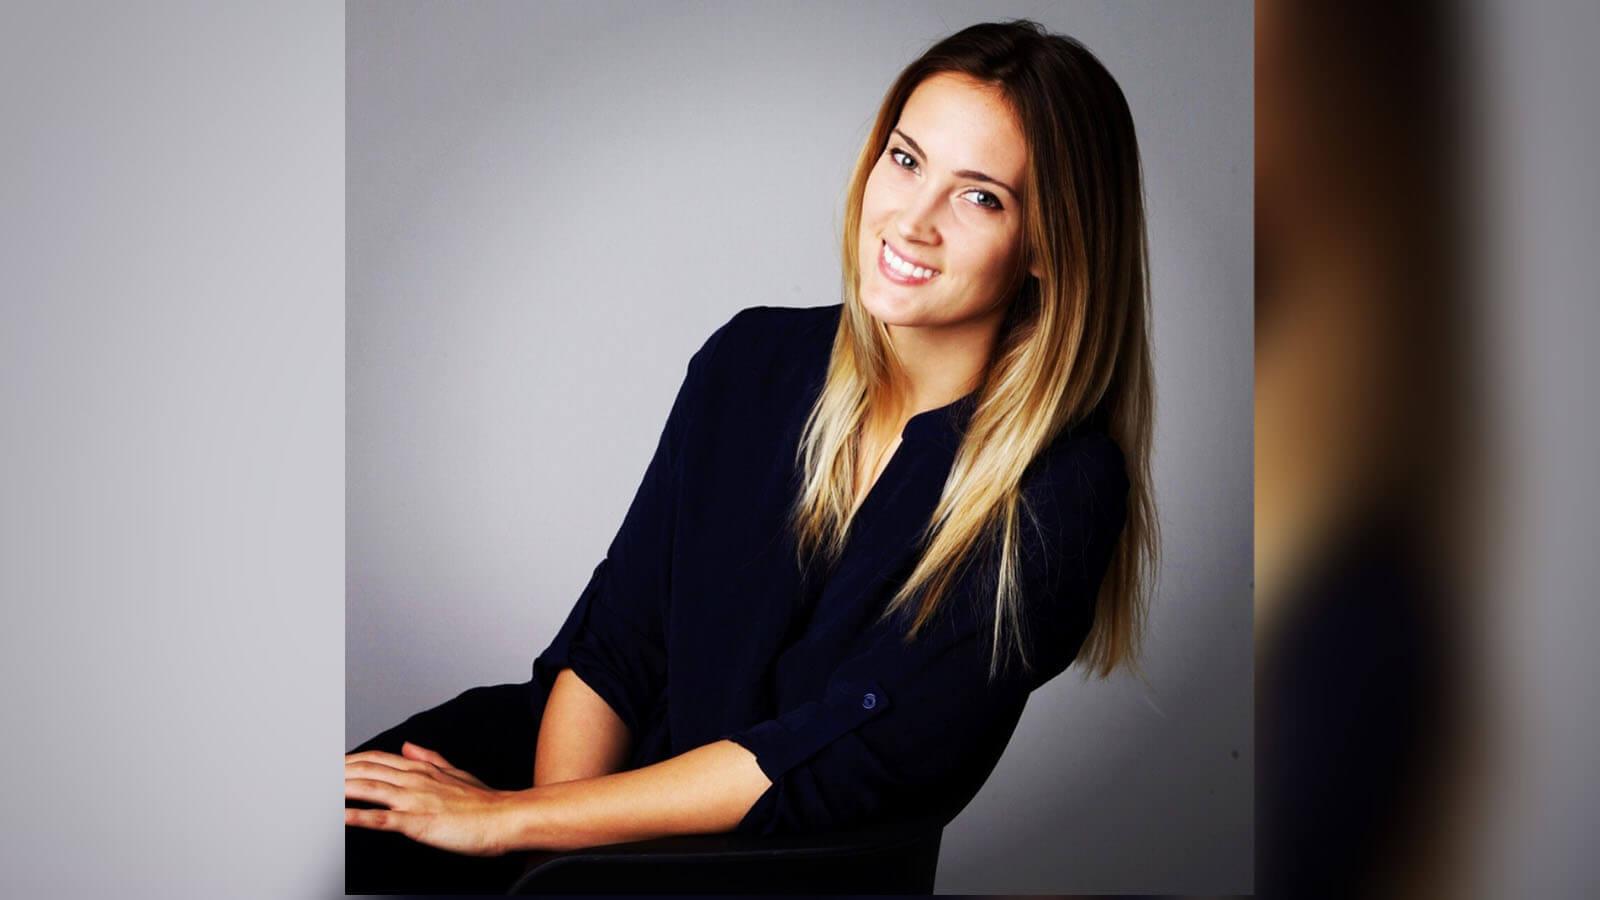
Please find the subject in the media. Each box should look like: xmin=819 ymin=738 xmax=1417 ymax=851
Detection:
xmin=857 ymin=72 xmax=1035 ymax=329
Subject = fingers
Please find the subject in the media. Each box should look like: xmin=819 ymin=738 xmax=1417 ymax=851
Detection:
xmin=345 ymin=750 xmax=431 ymax=775
xmin=401 ymin=740 xmax=453 ymax=768
xmin=387 ymin=743 xmax=489 ymax=789
xmin=345 ymin=759 xmax=426 ymax=790
xmin=347 ymin=747 xmax=459 ymax=776
xmin=344 ymin=804 xmax=418 ymax=836
xmin=344 ymin=776 xmax=405 ymax=809
xmin=345 ymin=749 xmax=419 ymax=767
xmin=345 ymin=747 xmax=490 ymax=793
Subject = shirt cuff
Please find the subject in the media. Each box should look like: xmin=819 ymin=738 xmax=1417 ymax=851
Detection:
xmin=721 ymin=676 xmax=893 ymax=784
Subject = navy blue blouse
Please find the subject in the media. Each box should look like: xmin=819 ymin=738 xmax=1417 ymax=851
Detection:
xmin=529 ymin=303 xmax=1129 ymax=836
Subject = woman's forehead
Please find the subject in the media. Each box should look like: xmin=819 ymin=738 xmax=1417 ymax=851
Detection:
xmin=896 ymin=73 xmax=1028 ymax=185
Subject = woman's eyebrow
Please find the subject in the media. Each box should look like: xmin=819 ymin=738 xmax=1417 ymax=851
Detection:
xmin=892 ymin=127 xmax=1020 ymax=200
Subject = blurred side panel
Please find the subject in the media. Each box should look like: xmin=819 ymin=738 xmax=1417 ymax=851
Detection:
xmin=1256 ymin=1 xmax=1486 ymax=897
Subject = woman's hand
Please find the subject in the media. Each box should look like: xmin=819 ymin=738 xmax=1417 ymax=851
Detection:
xmin=344 ymin=741 xmax=516 ymax=857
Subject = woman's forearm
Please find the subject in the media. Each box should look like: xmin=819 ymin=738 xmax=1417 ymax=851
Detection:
xmin=499 ymin=738 xmax=772 ymax=852
xmin=534 ymin=667 xmax=632 ymax=786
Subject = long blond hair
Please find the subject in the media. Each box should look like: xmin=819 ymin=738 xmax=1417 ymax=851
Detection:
xmin=788 ymin=20 xmax=1158 ymax=681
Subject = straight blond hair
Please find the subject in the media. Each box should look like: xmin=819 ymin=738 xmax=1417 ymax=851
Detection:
xmin=788 ymin=20 xmax=1159 ymax=682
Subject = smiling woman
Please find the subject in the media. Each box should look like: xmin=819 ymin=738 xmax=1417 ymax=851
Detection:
xmin=348 ymin=17 xmax=1160 ymax=895
xmin=798 ymin=24 xmax=1158 ymax=684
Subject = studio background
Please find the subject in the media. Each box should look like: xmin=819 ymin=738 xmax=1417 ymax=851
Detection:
xmin=347 ymin=1 xmax=1251 ymax=893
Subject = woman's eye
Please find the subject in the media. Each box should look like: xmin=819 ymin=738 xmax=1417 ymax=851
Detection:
xmin=886 ymin=147 xmax=1001 ymax=211
xmin=963 ymin=189 xmax=1003 ymax=211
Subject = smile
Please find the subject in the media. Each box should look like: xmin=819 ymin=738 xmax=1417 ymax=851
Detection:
xmin=878 ymin=240 xmax=941 ymax=285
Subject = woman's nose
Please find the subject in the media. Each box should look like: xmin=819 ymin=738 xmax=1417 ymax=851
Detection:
xmin=894 ymin=187 xmax=942 ymax=246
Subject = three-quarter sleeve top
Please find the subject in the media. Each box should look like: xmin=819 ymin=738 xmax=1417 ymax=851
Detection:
xmin=529 ymin=303 xmax=1130 ymax=836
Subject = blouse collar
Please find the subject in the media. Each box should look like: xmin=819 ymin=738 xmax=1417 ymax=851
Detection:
xmin=902 ymin=392 xmax=1112 ymax=454
xmin=900 ymin=390 xmax=981 ymax=449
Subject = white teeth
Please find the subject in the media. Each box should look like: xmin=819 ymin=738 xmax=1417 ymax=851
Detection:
xmin=883 ymin=242 xmax=936 ymax=280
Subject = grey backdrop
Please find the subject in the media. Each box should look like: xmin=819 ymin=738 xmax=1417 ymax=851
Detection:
xmin=347 ymin=1 xmax=1252 ymax=893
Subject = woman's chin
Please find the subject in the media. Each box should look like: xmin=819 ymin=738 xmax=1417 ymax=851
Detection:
xmin=859 ymin=285 xmax=924 ymax=326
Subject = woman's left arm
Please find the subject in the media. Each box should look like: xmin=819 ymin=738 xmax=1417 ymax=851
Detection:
xmin=344 ymin=738 xmax=771 ymax=855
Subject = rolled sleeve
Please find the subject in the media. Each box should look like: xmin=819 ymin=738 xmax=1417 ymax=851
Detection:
xmin=532 ymin=558 xmax=668 ymax=737
xmin=722 ymin=430 xmax=1131 ymax=835
xmin=724 ymin=674 xmax=895 ymax=784
xmin=529 ymin=312 xmax=742 ymax=734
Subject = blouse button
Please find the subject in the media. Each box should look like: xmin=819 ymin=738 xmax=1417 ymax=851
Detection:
xmin=861 ymin=692 xmax=877 ymax=710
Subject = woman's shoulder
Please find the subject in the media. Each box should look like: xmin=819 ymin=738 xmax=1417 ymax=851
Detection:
xmin=711 ymin=303 xmax=840 ymax=351
xmin=1021 ymin=415 xmax=1131 ymax=533
xmin=692 ymin=303 xmax=841 ymax=381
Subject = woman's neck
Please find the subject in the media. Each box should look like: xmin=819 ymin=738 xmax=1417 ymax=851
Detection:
xmin=883 ymin=303 xmax=1006 ymax=420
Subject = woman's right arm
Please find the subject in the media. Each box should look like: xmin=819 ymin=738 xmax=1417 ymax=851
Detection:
xmin=526 ymin=311 xmax=747 ymax=787
xmin=534 ymin=667 xmax=632 ymax=786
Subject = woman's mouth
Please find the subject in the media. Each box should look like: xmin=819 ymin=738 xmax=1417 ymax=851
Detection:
xmin=878 ymin=239 xmax=941 ymax=285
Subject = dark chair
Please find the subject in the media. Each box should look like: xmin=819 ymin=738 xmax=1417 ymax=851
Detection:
xmin=505 ymin=816 xmax=945 ymax=894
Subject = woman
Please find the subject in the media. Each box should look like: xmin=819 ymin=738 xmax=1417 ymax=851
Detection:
xmin=345 ymin=19 xmax=1158 ymax=893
